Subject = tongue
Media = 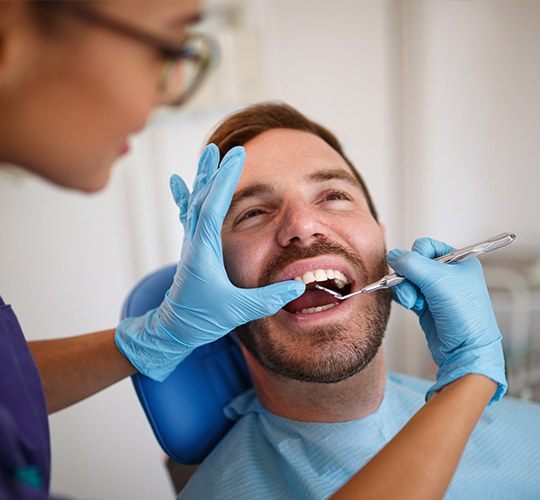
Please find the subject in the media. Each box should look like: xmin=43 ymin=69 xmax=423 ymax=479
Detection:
xmin=284 ymin=288 xmax=337 ymax=314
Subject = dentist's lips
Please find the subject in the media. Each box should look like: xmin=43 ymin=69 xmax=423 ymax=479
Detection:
xmin=118 ymin=139 xmax=130 ymax=156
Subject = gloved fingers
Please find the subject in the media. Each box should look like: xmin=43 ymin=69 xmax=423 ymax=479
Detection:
xmin=411 ymin=237 xmax=455 ymax=259
xmin=411 ymin=292 xmax=426 ymax=314
xmin=187 ymin=146 xmax=246 ymax=241
xmin=387 ymin=248 xmax=440 ymax=291
xmin=192 ymin=143 xmax=220 ymax=194
xmin=183 ymin=145 xmax=220 ymax=237
xmin=237 ymin=280 xmax=306 ymax=320
xmin=169 ymin=174 xmax=190 ymax=227
xmin=198 ymin=146 xmax=246 ymax=239
xmin=392 ymin=280 xmax=418 ymax=309
xmin=392 ymin=281 xmax=427 ymax=314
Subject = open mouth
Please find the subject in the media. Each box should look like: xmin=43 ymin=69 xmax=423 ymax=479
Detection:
xmin=283 ymin=268 xmax=353 ymax=315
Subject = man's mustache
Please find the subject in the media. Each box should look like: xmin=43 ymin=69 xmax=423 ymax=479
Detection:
xmin=259 ymin=240 xmax=369 ymax=287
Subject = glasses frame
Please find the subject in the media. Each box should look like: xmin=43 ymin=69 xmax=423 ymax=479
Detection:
xmin=59 ymin=2 xmax=218 ymax=106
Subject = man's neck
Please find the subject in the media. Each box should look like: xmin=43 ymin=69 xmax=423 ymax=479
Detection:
xmin=242 ymin=348 xmax=387 ymax=422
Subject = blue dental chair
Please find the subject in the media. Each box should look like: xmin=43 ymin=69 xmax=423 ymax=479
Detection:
xmin=121 ymin=264 xmax=252 ymax=469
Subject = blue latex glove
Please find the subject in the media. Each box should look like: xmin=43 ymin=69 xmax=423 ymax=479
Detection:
xmin=387 ymin=237 xmax=507 ymax=405
xmin=115 ymin=144 xmax=305 ymax=381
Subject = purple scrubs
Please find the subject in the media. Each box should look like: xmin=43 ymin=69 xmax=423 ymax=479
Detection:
xmin=0 ymin=295 xmax=51 ymax=499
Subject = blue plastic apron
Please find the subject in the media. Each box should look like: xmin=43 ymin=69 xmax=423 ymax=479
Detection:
xmin=0 ymin=294 xmax=51 ymax=498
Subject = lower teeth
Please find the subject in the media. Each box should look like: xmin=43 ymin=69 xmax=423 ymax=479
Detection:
xmin=298 ymin=303 xmax=338 ymax=315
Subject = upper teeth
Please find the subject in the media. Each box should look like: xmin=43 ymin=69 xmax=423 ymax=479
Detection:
xmin=293 ymin=269 xmax=349 ymax=289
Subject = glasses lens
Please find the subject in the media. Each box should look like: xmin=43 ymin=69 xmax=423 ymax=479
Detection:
xmin=160 ymin=34 xmax=218 ymax=106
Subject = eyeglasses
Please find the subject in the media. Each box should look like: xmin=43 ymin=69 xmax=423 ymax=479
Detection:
xmin=59 ymin=3 xmax=219 ymax=106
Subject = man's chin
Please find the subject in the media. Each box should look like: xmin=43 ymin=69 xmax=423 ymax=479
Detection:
xmin=249 ymin=340 xmax=382 ymax=384
xmin=237 ymin=319 xmax=384 ymax=384
xmin=236 ymin=287 xmax=392 ymax=384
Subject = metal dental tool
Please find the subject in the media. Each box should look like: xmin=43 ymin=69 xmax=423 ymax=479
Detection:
xmin=315 ymin=232 xmax=516 ymax=300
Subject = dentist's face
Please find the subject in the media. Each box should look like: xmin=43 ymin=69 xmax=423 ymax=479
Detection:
xmin=221 ymin=129 xmax=391 ymax=383
xmin=0 ymin=1 xmax=201 ymax=192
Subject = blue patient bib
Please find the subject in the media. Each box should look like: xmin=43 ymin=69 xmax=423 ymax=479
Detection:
xmin=179 ymin=373 xmax=540 ymax=499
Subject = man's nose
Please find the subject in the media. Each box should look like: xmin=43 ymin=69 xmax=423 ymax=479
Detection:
xmin=276 ymin=201 xmax=328 ymax=247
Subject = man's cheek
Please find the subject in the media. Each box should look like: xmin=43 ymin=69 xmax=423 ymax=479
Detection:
xmin=221 ymin=241 xmax=241 ymax=285
xmin=222 ymin=247 xmax=260 ymax=288
xmin=222 ymin=256 xmax=245 ymax=287
xmin=230 ymin=269 xmax=255 ymax=288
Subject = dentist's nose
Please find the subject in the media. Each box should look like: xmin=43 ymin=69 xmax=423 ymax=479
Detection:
xmin=276 ymin=201 xmax=328 ymax=247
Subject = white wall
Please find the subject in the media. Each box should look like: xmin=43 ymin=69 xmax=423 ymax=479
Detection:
xmin=402 ymin=0 xmax=540 ymax=253
xmin=1 ymin=1 xmax=539 ymax=498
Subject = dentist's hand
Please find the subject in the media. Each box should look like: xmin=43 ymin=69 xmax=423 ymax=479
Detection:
xmin=115 ymin=144 xmax=305 ymax=381
xmin=387 ymin=237 xmax=507 ymax=405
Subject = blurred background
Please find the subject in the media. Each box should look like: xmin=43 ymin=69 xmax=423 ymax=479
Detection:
xmin=1 ymin=0 xmax=539 ymax=498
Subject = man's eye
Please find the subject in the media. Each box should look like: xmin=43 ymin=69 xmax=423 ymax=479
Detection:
xmin=324 ymin=191 xmax=351 ymax=202
xmin=237 ymin=207 xmax=265 ymax=222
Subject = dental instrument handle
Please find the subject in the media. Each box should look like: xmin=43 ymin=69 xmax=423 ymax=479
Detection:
xmin=326 ymin=232 xmax=517 ymax=300
xmin=366 ymin=232 xmax=516 ymax=293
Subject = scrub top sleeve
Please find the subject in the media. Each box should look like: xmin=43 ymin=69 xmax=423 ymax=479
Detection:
xmin=0 ymin=294 xmax=52 ymax=497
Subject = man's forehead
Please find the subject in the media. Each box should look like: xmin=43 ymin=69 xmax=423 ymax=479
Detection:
xmin=238 ymin=128 xmax=357 ymax=187
xmin=239 ymin=162 xmax=357 ymax=187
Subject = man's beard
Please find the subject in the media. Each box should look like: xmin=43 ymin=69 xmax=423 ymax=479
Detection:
xmin=236 ymin=240 xmax=392 ymax=383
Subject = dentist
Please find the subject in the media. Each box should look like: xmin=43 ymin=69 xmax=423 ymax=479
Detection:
xmin=0 ymin=1 xmax=505 ymax=499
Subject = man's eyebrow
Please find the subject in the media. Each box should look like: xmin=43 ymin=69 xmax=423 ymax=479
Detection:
xmin=306 ymin=168 xmax=362 ymax=188
xmin=229 ymin=184 xmax=275 ymax=211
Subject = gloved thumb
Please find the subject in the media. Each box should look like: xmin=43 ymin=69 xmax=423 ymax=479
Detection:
xmin=246 ymin=280 xmax=306 ymax=317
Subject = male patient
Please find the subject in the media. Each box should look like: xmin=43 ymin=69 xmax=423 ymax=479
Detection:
xmin=180 ymin=103 xmax=540 ymax=499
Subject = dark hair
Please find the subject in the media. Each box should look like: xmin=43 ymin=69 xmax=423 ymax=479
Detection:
xmin=29 ymin=1 xmax=88 ymax=34
xmin=206 ymin=102 xmax=379 ymax=221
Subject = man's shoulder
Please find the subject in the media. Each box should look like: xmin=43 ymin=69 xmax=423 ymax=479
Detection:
xmin=389 ymin=371 xmax=540 ymax=413
xmin=388 ymin=371 xmax=540 ymax=433
xmin=451 ymin=388 xmax=540 ymax=497
xmin=386 ymin=373 xmax=540 ymax=498
xmin=480 ymin=389 xmax=540 ymax=430
xmin=390 ymin=372 xmax=540 ymax=442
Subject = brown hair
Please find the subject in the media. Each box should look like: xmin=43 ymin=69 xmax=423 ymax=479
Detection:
xmin=206 ymin=102 xmax=379 ymax=221
xmin=29 ymin=1 xmax=86 ymax=35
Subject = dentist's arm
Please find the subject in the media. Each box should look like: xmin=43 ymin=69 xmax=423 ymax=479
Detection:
xmin=29 ymin=330 xmax=135 ymax=414
xmin=30 ymin=145 xmax=305 ymax=414
xmin=334 ymin=237 xmax=506 ymax=499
